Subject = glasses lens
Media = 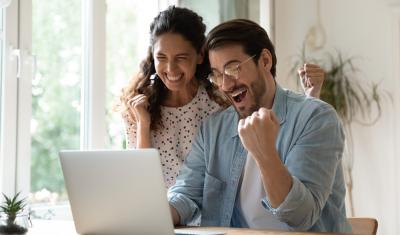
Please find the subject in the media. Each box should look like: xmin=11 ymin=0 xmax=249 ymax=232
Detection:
xmin=224 ymin=65 xmax=239 ymax=78
xmin=208 ymin=72 xmax=222 ymax=85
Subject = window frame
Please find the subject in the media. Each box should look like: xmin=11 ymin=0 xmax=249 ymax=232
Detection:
xmin=16 ymin=0 xmax=33 ymax=198
xmin=81 ymin=0 xmax=106 ymax=149
xmin=0 ymin=0 xmax=20 ymax=196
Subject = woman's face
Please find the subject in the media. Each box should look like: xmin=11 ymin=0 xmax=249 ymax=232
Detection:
xmin=152 ymin=33 xmax=203 ymax=92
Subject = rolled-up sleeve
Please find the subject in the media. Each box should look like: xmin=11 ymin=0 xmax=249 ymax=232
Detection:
xmin=262 ymin=105 xmax=345 ymax=230
xmin=261 ymin=176 xmax=315 ymax=230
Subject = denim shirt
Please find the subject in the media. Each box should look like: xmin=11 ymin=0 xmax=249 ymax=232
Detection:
xmin=168 ymin=85 xmax=352 ymax=233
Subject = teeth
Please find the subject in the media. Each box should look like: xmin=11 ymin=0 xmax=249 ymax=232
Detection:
xmin=167 ymin=75 xmax=182 ymax=81
xmin=231 ymin=87 xmax=247 ymax=98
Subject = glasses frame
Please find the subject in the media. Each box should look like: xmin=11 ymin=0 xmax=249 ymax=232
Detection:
xmin=208 ymin=54 xmax=256 ymax=86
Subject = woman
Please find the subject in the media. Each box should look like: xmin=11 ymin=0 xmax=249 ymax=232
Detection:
xmin=120 ymin=6 xmax=324 ymax=188
xmin=120 ymin=6 xmax=227 ymax=187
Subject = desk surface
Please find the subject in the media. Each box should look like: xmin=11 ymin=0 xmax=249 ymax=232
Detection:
xmin=177 ymin=226 xmax=347 ymax=235
xmin=28 ymin=220 xmax=347 ymax=235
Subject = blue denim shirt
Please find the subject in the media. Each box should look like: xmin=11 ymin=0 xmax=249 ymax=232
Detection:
xmin=168 ymin=85 xmax=351 ymax=233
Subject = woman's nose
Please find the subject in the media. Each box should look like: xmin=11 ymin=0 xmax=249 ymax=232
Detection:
xmin=167 ymin=61 xmax=178 ymax=73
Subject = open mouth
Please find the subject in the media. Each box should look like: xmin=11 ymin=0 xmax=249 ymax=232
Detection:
xmin=231 ymin=87 xmax=247 ymax=103
xmin=166 ymin=74 xmax=183 ymax=82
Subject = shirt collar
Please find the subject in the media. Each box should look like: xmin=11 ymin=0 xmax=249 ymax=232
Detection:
xmin=230 ymin=84 xmax=287 ymax=138
xmin=272 ymin=84 xmax=287 ymax=126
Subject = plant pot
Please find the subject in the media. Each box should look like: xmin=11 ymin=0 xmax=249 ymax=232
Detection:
xmin=0 ymin=212 xmax=31 ymax=235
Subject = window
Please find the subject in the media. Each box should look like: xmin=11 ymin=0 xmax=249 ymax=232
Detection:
xmin=0 ymin=0 xmax=266 ymax=220
xmin=0 ymin=0 xmax=19 ymax=196
xmin=28 ymin=0 xmax=82 ymax=218
xmin=105 ymin=0 xmax=158 ymax=149
xmin=28 ymin=0 xmax=160 ymax=219
xmin=180 ymin=0 xmax=261 ymax=32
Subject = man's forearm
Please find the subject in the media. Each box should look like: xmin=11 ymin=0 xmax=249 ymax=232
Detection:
xmin=255 ymin=150 xmax=292 ymax=208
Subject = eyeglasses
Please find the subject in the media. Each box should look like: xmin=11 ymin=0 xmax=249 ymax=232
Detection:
xmin=207 ymin=55 xmax=256 ymax=86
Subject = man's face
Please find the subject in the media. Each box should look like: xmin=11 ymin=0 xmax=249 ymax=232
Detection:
xmin=208 ymin=45 xmax=275 ymax=118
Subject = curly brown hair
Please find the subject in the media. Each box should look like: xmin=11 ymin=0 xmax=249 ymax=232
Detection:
xmin=120 ymin=6 xmax=228 ymax=130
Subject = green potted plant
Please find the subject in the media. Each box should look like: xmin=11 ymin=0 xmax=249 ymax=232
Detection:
xmin=0 ymin=192 xmax=30 ymax=234
xmin=290 ymin=42 xmax=388 ymax=216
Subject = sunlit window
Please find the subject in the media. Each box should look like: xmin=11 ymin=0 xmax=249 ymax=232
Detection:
xmin=30 ymin=0 xmax=82 ymax=219
xmin=28 ymin=0 xmax=160 ymax=219
xmin=105 ymin=0 xmax=158 ymax=149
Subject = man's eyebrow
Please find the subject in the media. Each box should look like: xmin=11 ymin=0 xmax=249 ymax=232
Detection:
xmin=210 ymin=59 xmax=241 ymax=71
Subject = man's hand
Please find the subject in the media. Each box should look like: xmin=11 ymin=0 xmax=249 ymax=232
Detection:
xmin=238 ymin=108 xmax=292 ymax=208
xmin=238 ymin=108 xmax=280 ymax=161
xmin=298 ymin=63 xmax=325 ymax=98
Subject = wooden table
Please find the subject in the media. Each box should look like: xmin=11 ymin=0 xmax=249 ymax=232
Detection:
xmin=176 ymin=226 xmax=348 ymax=235
xmin=27 ymin=220 xmax=348 ymax=235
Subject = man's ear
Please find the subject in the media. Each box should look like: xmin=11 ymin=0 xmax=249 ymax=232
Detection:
xmin=259 ymin=48 xmax=272 ymax=70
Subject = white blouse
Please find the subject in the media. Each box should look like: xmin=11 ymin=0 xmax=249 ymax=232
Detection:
xmin=124 ymin=85 xmax=223 ymax=188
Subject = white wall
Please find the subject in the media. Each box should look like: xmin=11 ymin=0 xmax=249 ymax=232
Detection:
xmin=274 ymin=1 xmax=399 ymax=234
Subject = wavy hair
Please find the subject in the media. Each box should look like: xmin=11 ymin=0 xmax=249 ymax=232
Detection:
xmin=120 ymin=6 xmax=227 ymax=130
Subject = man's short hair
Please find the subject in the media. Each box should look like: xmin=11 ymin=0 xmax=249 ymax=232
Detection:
xmin=206 ymin=19 xmax=277 ymax=77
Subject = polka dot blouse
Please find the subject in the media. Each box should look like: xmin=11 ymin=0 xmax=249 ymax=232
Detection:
xmin=124 ymin=85 xmax=223 ymax=188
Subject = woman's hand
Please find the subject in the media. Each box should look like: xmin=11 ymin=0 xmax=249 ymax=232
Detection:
xmin=128 ymin=94 xmax=151 ymax=127
xmin=127 ymin=94 xmax=152 ymax=148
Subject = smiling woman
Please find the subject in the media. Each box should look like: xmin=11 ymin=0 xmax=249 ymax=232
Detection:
xmin=119 ymin=6 xmax=229 ymax=188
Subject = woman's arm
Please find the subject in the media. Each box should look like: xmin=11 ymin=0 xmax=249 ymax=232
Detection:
xmin=124 ymin=94 xmax=152 ymax=148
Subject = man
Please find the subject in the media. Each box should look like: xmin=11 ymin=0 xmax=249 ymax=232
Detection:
xmin=168 ymin=19 xmax=351 ymax=233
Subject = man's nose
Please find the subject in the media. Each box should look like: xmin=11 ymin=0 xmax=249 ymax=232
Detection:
xmin=221 ymin=75 xmax=235 ymax=92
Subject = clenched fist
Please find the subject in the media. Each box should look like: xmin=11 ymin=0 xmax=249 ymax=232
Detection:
xmin=128 ymin=94 xmax=151 ymax=126
xmin=298 ymin=63 xmax=325 ymax=98
xmin=238 ymin=108 xmax=279 ymax=161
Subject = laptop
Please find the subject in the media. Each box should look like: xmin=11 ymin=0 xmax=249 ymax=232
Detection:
xmin=59 ymin=149 xmax=225 ymax=235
